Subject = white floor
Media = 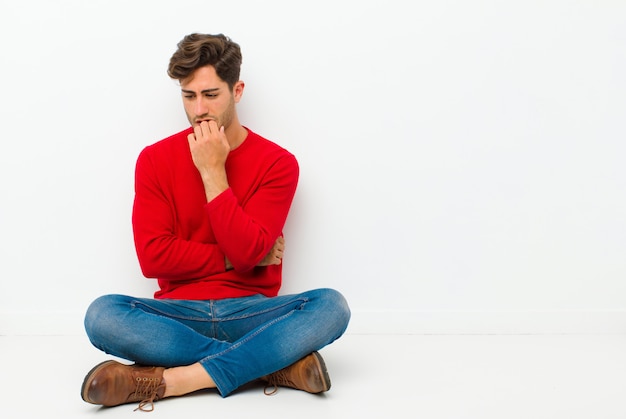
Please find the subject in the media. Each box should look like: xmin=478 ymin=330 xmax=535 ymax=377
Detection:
xmin=2 ymin=333 xmax=625 ymax=418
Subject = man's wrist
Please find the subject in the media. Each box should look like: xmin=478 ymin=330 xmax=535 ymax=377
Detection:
xmin=202 ymin=171 xmax=229 ymax=202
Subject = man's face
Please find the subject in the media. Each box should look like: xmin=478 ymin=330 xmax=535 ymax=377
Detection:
xmin=180 ymin=65 xmax=242 ymax=129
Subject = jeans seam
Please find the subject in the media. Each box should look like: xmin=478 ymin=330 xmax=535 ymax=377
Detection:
xmin=215 ymin=297 xmax=309 ymax=322
xmin=130 ymin=300 xmax=213 ymax=322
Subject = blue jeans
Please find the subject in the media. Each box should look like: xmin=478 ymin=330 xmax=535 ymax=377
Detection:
xmin=84 ymin=288 xmax=350 ymax=396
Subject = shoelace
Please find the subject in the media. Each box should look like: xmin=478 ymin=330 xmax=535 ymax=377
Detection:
xmin=132 ymin=376 xmax=165 ymax=412
xmin=263 ymin=370 xmax=295 ymax=396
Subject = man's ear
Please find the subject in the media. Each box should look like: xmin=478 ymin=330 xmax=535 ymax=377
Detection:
xmin=233 ymin=80 xmax=245 ymax=103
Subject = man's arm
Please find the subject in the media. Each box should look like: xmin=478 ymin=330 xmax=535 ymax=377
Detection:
xmin=132 ymin=146 xmax=227 ymax=280
xmin=187 ymin=120 xmax=230 ymax=202
xmin=225 ymin=236 xmax=285 ymax=270
xmin=188 ymin=121 xmax=298 ymax=272
xmin=204 ymin=154 xmax=298 ymax=272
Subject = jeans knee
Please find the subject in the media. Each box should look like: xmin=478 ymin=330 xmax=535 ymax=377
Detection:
xmin=83 ymin=294 xmax=125 ymax=344
xmin=317 ymin=288 xmax=351 ymax=334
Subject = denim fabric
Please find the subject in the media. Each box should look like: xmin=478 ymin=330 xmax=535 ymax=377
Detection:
xmin=84 ymin=288 xmax=350 ymax=396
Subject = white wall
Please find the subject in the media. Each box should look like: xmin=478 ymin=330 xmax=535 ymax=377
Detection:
xmin=1 ymin=0 xmax=625 ymax=335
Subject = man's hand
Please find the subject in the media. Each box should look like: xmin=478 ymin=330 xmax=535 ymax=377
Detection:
xmin=225 ymin=237 xmax=285 ymax=270
xmin=188 ymin=120 xmax=230 ymax=201
xmin=258 ymin=236 xmax=285 ymax=266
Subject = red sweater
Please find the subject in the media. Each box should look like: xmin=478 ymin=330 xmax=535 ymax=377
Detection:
xmin=132 ymin=127 xmax=299 ymax=300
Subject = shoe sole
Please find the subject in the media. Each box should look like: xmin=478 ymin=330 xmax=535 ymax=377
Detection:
xmin=80 ymin=360 xmax=119 ymax=403
xmin=312 ymin=351 xmax=331 ymax=392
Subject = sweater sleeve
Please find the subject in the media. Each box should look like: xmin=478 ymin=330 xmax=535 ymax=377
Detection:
xmin=207 ymin=153 xmax=299 ymax=272
xmin=132 ymin=147 xmax=226 ymax=280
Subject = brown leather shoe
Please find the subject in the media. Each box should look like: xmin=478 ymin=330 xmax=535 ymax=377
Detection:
xmin=262 ymin=351 xmax=331 ymax=395
xmin=81 ymin=360 xmax=166 ymax=411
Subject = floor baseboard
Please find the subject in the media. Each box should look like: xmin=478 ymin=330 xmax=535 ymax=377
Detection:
xmin=1 ymin=309 xmax=625 ymax=336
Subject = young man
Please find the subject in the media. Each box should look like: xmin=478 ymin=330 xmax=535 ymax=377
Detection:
xmin=81 ymin=33 xmax=350 ymax=412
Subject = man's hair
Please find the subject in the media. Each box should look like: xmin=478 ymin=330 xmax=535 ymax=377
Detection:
xmin=167 ymin=33 xmax=242 ymax=89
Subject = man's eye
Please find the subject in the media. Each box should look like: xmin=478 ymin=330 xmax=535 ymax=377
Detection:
xmin=205 ymin=94 xmax=216 ymax=98
xmin=184 ymin=95 xmax=194 ymax=99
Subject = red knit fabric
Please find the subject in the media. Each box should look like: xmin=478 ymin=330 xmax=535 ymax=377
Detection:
xmin=132 ymin=127 xmax=299 ymax=300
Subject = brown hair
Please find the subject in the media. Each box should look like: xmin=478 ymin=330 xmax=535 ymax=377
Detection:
xmin=167 ymin=33 xmax=242 ymax=89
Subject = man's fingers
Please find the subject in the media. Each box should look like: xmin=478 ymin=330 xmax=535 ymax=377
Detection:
xmin=193 ymin=123 xmax=205 ymax=140
xmin=195 ymin=120 xmax=225 ymax=140
xmin=208 ymin=119 xmax=219 ymax=132
xmin=199 ymin=121 xmax=210 ymax=137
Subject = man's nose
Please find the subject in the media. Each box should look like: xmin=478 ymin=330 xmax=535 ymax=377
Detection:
xmin=194 ymin=98 xmax=208 ymax=116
